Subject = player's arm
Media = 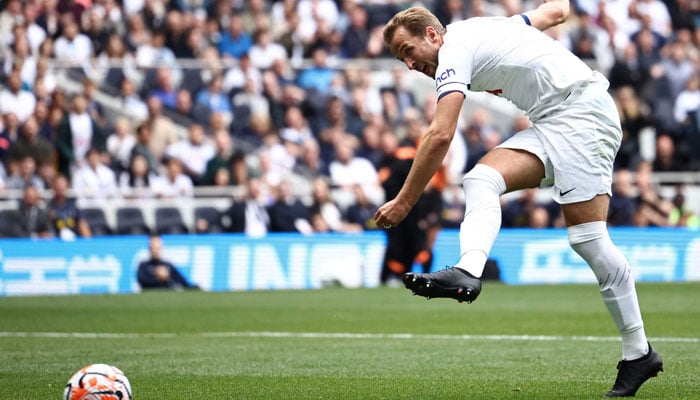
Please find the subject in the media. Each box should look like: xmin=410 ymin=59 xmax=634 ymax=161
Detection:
xmin=374 ymin=91 xmax=464 ymax=226
xmin=522 ymin=0 xmax=571 ymax=31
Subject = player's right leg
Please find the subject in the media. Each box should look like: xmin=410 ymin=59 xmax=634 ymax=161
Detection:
xmin=404 ymin=147 xmax=544 ymax=303
xmin=564 ymin=199 xmax=663 ymax=396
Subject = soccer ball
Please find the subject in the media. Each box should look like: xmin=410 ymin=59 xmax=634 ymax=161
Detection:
xmin=63 ymin=363 xmax=132 ymax=400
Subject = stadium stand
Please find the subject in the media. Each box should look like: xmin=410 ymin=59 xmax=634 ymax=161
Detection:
xmin=0 ymin=0 xmax=698 ymax=238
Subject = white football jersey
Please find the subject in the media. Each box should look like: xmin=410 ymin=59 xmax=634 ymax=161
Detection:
xmin=435 ymin=15 xmax=597 ymax=122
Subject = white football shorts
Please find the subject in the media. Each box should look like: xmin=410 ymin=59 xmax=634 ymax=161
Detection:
xmin=496 ymin=71 xmax=622 ymax=204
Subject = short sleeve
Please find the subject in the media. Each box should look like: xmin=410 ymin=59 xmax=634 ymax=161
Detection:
xmin=435 ymin=43 xmax=471 ymax=100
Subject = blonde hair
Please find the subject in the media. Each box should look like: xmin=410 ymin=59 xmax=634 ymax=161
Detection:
xmin=382 ymin=7 xmax=446 ymax=49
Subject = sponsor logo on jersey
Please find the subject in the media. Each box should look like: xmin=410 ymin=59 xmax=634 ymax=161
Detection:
xmin=435 ymin=68 xmax=456 ymax=85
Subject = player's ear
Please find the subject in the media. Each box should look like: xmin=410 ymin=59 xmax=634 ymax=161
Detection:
xmin=425 ymin=26 xmax=440 ymax=43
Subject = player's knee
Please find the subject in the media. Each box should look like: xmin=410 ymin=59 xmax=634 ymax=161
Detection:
xmin=567 ymin=221 xmax=608 ymax=247
xmin=463 ymin=164 xmax=507 ymax=195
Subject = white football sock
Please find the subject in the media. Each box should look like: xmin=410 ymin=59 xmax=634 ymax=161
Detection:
xmin=569 ymin=221 xmax=649 ymax=360
xmin=455 ymin=164 xmax=506 ymax=278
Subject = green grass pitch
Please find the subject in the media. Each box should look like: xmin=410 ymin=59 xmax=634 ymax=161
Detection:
xmin=1 ymin=282 xmax=698 ymax=399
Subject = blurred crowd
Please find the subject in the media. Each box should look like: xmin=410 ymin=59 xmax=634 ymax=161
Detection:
xmin=0 ymin=0 xmax=699 ymax=240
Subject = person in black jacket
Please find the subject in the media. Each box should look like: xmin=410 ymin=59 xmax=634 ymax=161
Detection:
xmin=137 ymin=234 xmax=199 ymax=290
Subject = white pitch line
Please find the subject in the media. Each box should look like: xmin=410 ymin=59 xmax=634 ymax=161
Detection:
xmin=0 ymin=331 xmax=697 ymax=343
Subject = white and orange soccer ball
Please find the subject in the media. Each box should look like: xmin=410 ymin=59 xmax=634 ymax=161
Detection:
xmin=63 ymin=363 xmax=132 ymax=400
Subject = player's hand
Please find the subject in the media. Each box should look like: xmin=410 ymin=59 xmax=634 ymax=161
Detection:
xmin=374 ymin=198 xmax=412 ymax=229
xmin=154 ymin=265 xmax=171 ymax=282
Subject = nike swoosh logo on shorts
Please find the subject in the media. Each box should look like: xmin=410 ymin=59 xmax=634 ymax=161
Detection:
xmin=560 ymin=188 xmax=576 ymax=196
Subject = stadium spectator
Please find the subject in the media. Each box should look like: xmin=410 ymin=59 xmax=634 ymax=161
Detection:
xmin=220 ymin=177 xmax=270 ymax=237
xmin=387 ymin=67 xmax=417 ymax=115
xmin=652 ymin=134 xmax=685 ymax=172
xmin=55 ymin=93 xmax=105 ymax=177
xmin=124 ymin=13 xmax=150 ymax=50
xmin=95 ymin=33 xmax=140 ymax=92
xmin=434 ymin=0 xmax=469 ymax=26
xmin=71 ymin=147 xmax=119 ymax=199
xmin=203 ymin=129 xmax=234 ymax=185
xmin=346 ymin=66 xmax=383 ymax=122
xmin=608 ymin=169 xmax=638 ymax=226
xmin=106 ymin=117 xmax=137 ymax=175
xmin=315 ymin=95 xmax=364 ymax=140
xmin=164 ymin=123 xmax=215 ymax=185
xmin=82 ymin=79 xmax=107 ymax=129
xmin=130 ymin=122 xmax=159 ymax=175
xmin=0 ymin=70 xmax=36 ymax=124
xmin=5 ymin=185 xmax=52 ymax=238
xmin=8 ymin=115 xmax=54 ymax=174
xmin=222 ymin=52 xmax=263 ymax=98
xmin=613 ymin=86 xmax=654 ymax=170
xmin=152 ymin=156 xmax=194 ymax=198
xmin=345 ymin=184 xmax=379 ymax=230
xmin=229 ymin=151 xmax=251 ymax=186
xmin=267 ymin=178 xmax=312 ymax=234
xmin=293 ymin=136 xmax=327 ymax=179
xmin=673 ymin=74 xmax=700 ymax=126
xmin=137 ymin=234 xmax=200 ymax=290
xmin=668 ymin=187 xmax=699 ymax=228
xmin=119 ymin=153 xmax=156 ymax=199
xmin=280 ymin=105 xmax=313 ymax=147
xmin=296 ymin=0 xmax=339 ymax=52
xmin=194 ymin=73 xmax=232 ymax=119
xmin=4 ymin=34 xmax=37 ymax=88
xmin=340 ymin=4 xmax=371 ymax=58
xmin=5 ymin=156 xmax=45 ymax=191
xmin=143 ymin=95 xmax=182 ymax=163
xmin=241 ymin=0 xmax=271 ymax=34
xmin=118 ymin=78 xmax=149 ymax=121
xmin=655 ymin=40 xmax=695 ymax=132
xmin=47 ymin=174 xmax=92 ymax=240
xmin=310 ymin=176 xmax=362 ymax=233
xmin=147 ymin=66 xmax=179 ymax=110
xmin=232 ymin=75 xmax=270 ymax=119
xmin=567 ymin=11 xmax=614 ymax=74
xmin=296 ymin=47 xmax=337 ymax=95
xmin=248 ymin=27 xmax=288 ymax=70
xmin=38 ymin=103 xmax=63 ymax=142
xmin=82 ymin=6 xmax=112 ymax=58
xmin=34 ymin=57 xmax=58 ymax=100
xmin=630 ymin=0 xmax=673 ymax=39
xmin=20 ymin=1 xmax=46 ymax=55
xmin=329 ymin=134 xmax=381 ymax=202
xmin=356 ymin=123 xmax=384 ymax=168
xmin=170 ymin=88 xmax=198 ymax=127
xmin=53 ymin=19 xmax=93 ymax=78
xmin=256 ymin=144 xmax=288 ymax=189
xmin=136 ymin=28 xmax=182 ymax=89
xmin=163 ymin=9 xmax=191 ymax=58
xmin=634 ymin=161 xmax=673 ymax=226
xmin=217 ymin=14 xmax=253 ymax=60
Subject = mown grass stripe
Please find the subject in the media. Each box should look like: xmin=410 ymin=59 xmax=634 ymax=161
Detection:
xmin=1 ymin=330 xmax=697 ymax=343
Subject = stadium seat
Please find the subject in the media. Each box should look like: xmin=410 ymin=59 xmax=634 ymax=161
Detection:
xmin=116 ymin=207 xmax=151 ymax=236
xmin=194 ymin=206 xmax=224 ymax=234
xmin=155 ymin=207 xmax=188 ymax=235
xmin=81 ymin=207 xmax=113 ymax=236
xmin=0 ymin=209 xmax=17 ymax=237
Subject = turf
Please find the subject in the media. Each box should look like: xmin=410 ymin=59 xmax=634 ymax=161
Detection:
xmin=0 ymin=282 xmax=698 ymax=399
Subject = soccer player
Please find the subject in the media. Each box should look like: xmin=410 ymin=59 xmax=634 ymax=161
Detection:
xmin=373 ymin=2 xmax=663 ymax=397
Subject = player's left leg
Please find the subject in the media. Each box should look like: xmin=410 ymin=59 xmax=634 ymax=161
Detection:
xmin=404 ymin=147 xmax=544 ymax=303
xmin=563 ymin=196 xmax=663 ymax=397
